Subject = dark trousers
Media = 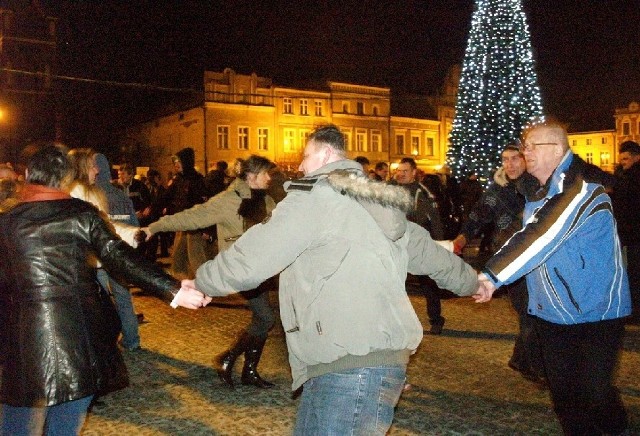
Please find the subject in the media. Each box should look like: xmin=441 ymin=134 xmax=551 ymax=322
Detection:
xmin=419 ymin=275 xmax=444 ymax=326
xmin=243 ymin=282 xmax=276 ymax=339
xmin=507 ymin=278 xmax=544 ymax=377
xmin=625 ymin=245 xmax=640 ymax=318
xmin=534 ymin=317 xmax=627 ymax=435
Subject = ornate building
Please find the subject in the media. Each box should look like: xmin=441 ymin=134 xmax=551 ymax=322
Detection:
xmin=615 ymin=101 xmax=640 ymax=144
xmin=125 ymin=67 xmax=458 ymax=178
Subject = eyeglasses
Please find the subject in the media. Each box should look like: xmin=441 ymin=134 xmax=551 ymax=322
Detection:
xmin=519 ymin=142 xmax=557 ymax=152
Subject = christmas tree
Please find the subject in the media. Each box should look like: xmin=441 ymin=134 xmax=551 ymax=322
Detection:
xmin=447 ymin=0 xmax=544 ymax=185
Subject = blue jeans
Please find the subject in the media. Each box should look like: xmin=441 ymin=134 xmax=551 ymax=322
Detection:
xmin=97 ymin=268 xmax=140 ymax=349
xmin=1 ymin=395 xmax=93 ymax=436
xmin=294 ymin=365 xmax=406 ymax=436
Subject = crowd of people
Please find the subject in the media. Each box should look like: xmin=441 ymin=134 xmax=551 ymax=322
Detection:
xmin=0 ymin=119 xmax=638 ymax=434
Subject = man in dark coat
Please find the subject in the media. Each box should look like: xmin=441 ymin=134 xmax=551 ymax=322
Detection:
xmin=612 ymin=140 xmax=640 ymax=322
xmin=160 ymin=147 xmax=210 ymax=276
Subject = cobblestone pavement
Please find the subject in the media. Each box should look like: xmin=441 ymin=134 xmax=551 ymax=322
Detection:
xmin=79 ymin=277 xmax=640 ymax=436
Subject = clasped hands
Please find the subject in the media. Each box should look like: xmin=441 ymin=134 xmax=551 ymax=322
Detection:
xmin=171 ymin=279 xmax=212 ymax=310
xmin=473 ymin=272 xmax=497 ymax=303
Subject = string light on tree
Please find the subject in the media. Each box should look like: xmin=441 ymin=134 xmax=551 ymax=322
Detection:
xmin=447 ymin=0 xmax=544 ymax=185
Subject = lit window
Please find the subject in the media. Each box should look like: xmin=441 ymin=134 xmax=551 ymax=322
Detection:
xmin=238 ymin=127 xmax=249 ymax=150
xmin=300 ymin=99 xmax=308 ymax=115
xmin=411 ymin=136 xmax=420 ymax=155
xmin=600 ymin=152 xmax=610 ymax=165
xmin=315 ymin=100 xmax=323 ymax=116
xmin=283 ymin=129 xmax=296 ymax=152
xmin=342 ymin=130 xmax=352 ymax=150
xmin=425 ymin=137 xmax=434 ymax=156
xmin=371 ymin=130 xmax=381 ymax=152
xmin=356 ymin=130 xmax=367 ymax=152
xmin=217 ymin=126 xmax=229 ymax=149
xmin=258 ymin=128 xmax=269 ymax=151
xmin=396 ymin=135 xmax=405 ymax=155
xmin=300 ymin=130 xmax=310 ymax=150
xmin=283 ymin=98 xmax=293 ymax=114
xmin=585 ymin=152 xmax=593 ymax=164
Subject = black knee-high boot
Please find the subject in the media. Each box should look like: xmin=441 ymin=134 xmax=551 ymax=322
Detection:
xmin=214 ymin=331 xmax=253 ymax=388
xmin=241 ymin=335 xmax=275 ymax=388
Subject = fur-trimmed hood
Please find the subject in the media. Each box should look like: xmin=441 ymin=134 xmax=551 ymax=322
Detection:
xmin=326 ymin=164 xmax=412 ymax=241
xmin=493 ymin=166 xmax=509 ymax=187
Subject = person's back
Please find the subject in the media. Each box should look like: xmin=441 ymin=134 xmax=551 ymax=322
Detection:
xmin=191 ymin=124 xmax=479 ymax=435
xmin=0 ymin=143 xmax=202 ymax=436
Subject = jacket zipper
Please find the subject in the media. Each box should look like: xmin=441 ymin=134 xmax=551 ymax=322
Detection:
xmin=554 ymin=267 xmax=581 ymax=313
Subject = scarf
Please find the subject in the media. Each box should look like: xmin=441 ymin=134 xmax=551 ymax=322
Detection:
xmin=20 ymin=183 xmax=72 ymax=203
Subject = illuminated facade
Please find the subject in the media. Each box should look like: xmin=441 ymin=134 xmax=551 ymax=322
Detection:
xmin=615 ymin=101 xmax=640 ymax=144
xmin=567 ymin=130 xmax=616 ymax=173
xmin=126 ymin=68 xmax=457 ymax=177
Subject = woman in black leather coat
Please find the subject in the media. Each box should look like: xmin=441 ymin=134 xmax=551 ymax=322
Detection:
xmin=0 ymin=143 xmax=208 ymax=435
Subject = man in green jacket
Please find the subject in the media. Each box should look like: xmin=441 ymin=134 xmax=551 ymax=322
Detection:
xmin=186 ymin=124 xmax=482 ymax=435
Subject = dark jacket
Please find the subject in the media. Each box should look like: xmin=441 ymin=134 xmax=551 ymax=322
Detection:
xmin=394 ymin=181 xmax=445 ymax=240
xmin=0 ymin=191 xmax=180 ymax=407
xmin=163 ymin=148 xmax=208 ymax=215
xmin=612 ymin=161 xmax=640 ymax=246
xmin=120 ymin=177 xmax=151 ymax=214
xmin=460 ymin=167 xmax=526 ymax=251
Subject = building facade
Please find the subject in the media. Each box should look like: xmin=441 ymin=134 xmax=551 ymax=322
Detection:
xmin=615 ymin=101 xmax=640 ymax=145
xmin=126 ymin=68 xmax=456 ymax=178
xmin=567 ymin=130 xmax=617 ymax=173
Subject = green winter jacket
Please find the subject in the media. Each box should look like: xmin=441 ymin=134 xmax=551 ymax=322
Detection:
xmin=194 ymin=160 xmax=478 ymax=389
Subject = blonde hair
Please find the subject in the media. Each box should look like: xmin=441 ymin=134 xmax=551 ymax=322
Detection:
xmin=522 ymin=116 xmax=570 ymax=152
xmin=67 ymin=148 xmax=108 ymax=212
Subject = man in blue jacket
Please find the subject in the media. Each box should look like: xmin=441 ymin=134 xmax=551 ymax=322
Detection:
xmin=476 ymin=119 xmax=631 ymax=435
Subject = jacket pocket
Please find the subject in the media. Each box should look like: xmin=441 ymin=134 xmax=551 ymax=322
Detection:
xmin=554 ymin=267 xmax=581 ymax=314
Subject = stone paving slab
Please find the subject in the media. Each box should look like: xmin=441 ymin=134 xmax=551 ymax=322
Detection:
xmin=78 ymin=288 xmax=640 ymax=435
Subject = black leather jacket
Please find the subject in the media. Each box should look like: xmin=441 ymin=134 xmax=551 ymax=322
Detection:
xmin=0 ymin=197 xmax=180 ymax=407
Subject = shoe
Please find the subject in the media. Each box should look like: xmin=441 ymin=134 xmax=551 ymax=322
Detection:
xmin=241 ymin=335 xmax=275 ymax=388
xmin=429 ymin=323 xmax=444 ymax=335
xmin=215 ymin=331 xmax=253 ymax=389
xmin=136 ymin=313 xmax=145 ymax=324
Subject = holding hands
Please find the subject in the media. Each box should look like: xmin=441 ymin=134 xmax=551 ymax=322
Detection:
xmin=170 ymin=279 xmax=212 ymax=309
xmin=473 ymin=272 xmax=497 ymax=303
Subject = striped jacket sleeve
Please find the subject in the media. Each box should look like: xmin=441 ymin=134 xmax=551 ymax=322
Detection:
xmin=483 ymin=176 xmax=607 ymax=287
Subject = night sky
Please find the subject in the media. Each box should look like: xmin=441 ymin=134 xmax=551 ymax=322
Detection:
xmin=35 ymin=0 xmax=640 ymax=147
